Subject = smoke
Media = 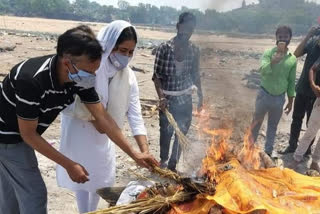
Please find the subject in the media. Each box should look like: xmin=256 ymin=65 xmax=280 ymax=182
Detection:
xmin=200 ymin=0 xmax=258 ymax=12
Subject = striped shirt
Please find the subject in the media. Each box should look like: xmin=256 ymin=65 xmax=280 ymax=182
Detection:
xmin=0 ymin=55 xmax=100 ymax=144
xmin=153 ymin=38 xmax=200 ymax=105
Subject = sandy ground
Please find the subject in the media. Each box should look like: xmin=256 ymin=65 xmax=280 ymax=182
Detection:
xmin=0 ymin=15 xmax=315 ymax=213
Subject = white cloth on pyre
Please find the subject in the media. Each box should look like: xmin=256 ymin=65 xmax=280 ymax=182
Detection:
xmin=116 ymin=181 xmax=155 ymax=205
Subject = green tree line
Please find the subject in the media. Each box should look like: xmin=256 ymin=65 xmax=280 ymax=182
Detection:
xmin=0 ymin=0 xmax=319 ymax=35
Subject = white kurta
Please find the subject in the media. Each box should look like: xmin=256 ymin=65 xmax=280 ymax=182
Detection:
xmin=56 ymin=70 xmax=147 ymax=192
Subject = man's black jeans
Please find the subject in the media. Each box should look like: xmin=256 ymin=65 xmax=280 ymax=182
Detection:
xmin=288 ymin=93 xmax=316 ymax=150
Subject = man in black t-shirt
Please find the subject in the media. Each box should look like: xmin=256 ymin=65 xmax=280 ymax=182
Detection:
xmin=0 ymin=25 xmax=158 ymax=214
xmin=281 ymin=26 xmax=320 ymax=154
xmin=291 ymin=57 xmax=320 ymax=172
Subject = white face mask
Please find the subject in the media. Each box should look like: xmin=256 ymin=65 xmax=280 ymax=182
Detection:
xmin=109 ymin=53 xmax=132 ymax=70
xmin=68 ymin=64 xmax=96 ymax=89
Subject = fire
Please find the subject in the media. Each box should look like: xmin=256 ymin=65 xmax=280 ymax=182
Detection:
xmin=198 ymin=113 xmax=263 ymax=182
xmin=237 ymin=128 xmax=262 ymax=170
xmin=200 ymin=128 xmax=232 ymax=182
xmin=169 ymin=107 xmax=320 ymax=214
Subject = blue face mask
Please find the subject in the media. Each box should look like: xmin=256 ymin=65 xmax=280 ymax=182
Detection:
xmin=68 ymin=64 xmax=96 ymax=89
xmin=109 ymin=53 xmax=132 ymax=70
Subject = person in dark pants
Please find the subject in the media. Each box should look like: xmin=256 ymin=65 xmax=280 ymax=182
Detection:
xmin=281 ymin=26 xmax=320 ymax=154
xmin=153 ymin=12 xmax=203 ymax=172
xmin=0 ymin=25 xmax=158 ymax=214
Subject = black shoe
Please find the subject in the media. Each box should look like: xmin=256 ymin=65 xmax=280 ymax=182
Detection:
xmin=279 ymin=146 xmax=296 ymax=154
xmin=168 ymin=164 xmax=177 ymax=172
xmin=168 ymin=168 xmax=177 ymax=173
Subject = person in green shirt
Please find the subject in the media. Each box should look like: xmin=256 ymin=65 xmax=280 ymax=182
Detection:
xmin=251 ymin=26 xmax=297 ymax=157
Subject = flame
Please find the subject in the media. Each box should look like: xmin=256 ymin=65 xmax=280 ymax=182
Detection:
xmin=237 ymin=127 xmax=262 ymax=170
xmin=169 ymin=108 xmax=320 ymax=214
xmin=196 ymin=106 xmax=264 ymax=181
xmin=200 ymin=128 xmax=232 ymax=181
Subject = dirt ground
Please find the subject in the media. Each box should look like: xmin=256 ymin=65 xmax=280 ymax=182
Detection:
xmin=0 ymin=15 xmax=314 ymax=213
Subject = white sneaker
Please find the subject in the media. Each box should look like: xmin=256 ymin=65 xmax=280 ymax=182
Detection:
xmin=270 ymin=150 xmax=278 ymax=159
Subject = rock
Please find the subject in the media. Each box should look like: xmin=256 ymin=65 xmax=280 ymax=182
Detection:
xmin=0 ymin=45 xmax=16 ymax=52
xmin=130 ymin=166 xmax=138 ymax=171
xmin=246 ymin=82 xmax=260 ymax=89
xmin=131 ymin=66 xmax=146 ymax=73
xmin=243 ymin=69 xmax=261 ymax=89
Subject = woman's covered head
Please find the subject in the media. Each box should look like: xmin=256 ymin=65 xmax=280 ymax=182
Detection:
xmin=109 ymin=26 xmax=137 ymax=70
xmin=112 ymin=26 xmax=137 ymax=57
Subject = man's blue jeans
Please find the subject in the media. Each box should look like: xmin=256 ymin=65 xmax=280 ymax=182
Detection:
xmin=159 ymin=99 xmax=192 ymax=170
xmin=251 ymin=88 xmax=286 ymax=154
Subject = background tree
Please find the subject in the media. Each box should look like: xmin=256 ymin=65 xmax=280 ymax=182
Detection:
xmin=118 ymin=0 xmax=129 ymax=10
xmin=0 ymin=0 xmax=319 ymax=35
xmin=242 ymin=0 xmax=246 ymax=8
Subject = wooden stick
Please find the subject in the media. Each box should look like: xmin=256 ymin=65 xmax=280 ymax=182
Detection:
xmin=140 ymin=98 xmax=158 ymax=102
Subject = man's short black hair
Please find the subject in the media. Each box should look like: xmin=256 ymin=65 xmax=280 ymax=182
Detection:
xmin=276 ymin=25 xmax=293 ymax=38
xmin=178 ymin=12 xmax=196 ymax=26
xmin=57 ymin=25 xmax=102 ymax=61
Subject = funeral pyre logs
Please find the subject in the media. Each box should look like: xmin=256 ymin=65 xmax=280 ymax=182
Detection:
xmin=91 ymin=110 xmax=320 ymax=214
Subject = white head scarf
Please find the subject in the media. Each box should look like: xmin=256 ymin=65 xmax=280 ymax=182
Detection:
xmin=95 ymin=20 xmax=136 ymax=107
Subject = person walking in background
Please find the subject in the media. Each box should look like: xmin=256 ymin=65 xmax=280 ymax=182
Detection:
xmin=251 ymin=26 xmax=297 ymax=158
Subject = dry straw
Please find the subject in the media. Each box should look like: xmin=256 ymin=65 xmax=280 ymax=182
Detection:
xmin=87 ymin=191 xmax=194 ymax=214
xmin=88 ymin=109 xmax=214 ymax=214
xmin=164 ymin=109 xmax=189 ymax=149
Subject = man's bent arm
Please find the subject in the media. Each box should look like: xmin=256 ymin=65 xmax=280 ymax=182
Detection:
xmin=85 ymin=102 xmax=158 ymax=168
xmin=18 ymin=119 xmax=89 ymax=183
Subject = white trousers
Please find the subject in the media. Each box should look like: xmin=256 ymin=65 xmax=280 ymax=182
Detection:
xmin=294 ymin=98 xmax=320 ymax=163
xmin=75 ymin=190 xmax=100 ymax=213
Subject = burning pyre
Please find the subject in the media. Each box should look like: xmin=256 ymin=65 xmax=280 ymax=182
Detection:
xmin=90 ymin=109 xmax=320 ymax=214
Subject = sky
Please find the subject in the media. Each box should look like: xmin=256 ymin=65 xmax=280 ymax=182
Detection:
xmin=93 ymin=0 xmax=258 ymax=11
xmin=92 ymin=0 xmax=320 ymax=12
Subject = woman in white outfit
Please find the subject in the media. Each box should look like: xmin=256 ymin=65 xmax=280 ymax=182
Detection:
xmin=56 ymin=20 xmax=149 ymax=213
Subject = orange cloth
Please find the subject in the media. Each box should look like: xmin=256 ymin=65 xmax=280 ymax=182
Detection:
xmin=169 ymin=159 xmax=320 ymax=214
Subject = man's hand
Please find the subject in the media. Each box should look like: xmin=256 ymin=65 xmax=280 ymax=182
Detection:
xmin=311 ymin=84 xmax=320 ymax=97
xmin=65 ymin=162 xmax=89 ymax=183
xmin=197 ymin=96 xmax=203 ymax=113
xmin=132 ymin=151 xmax=159 ymax=170
xmin=17 ymin=118 xmax=90 ymax=184
xmin=159 ymin=97 xmax=168 ymax=111
xmin=271 ymin=52 xmax=284 ymax=65
xmin=284 ymin=102 xmax=293 ymax=115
